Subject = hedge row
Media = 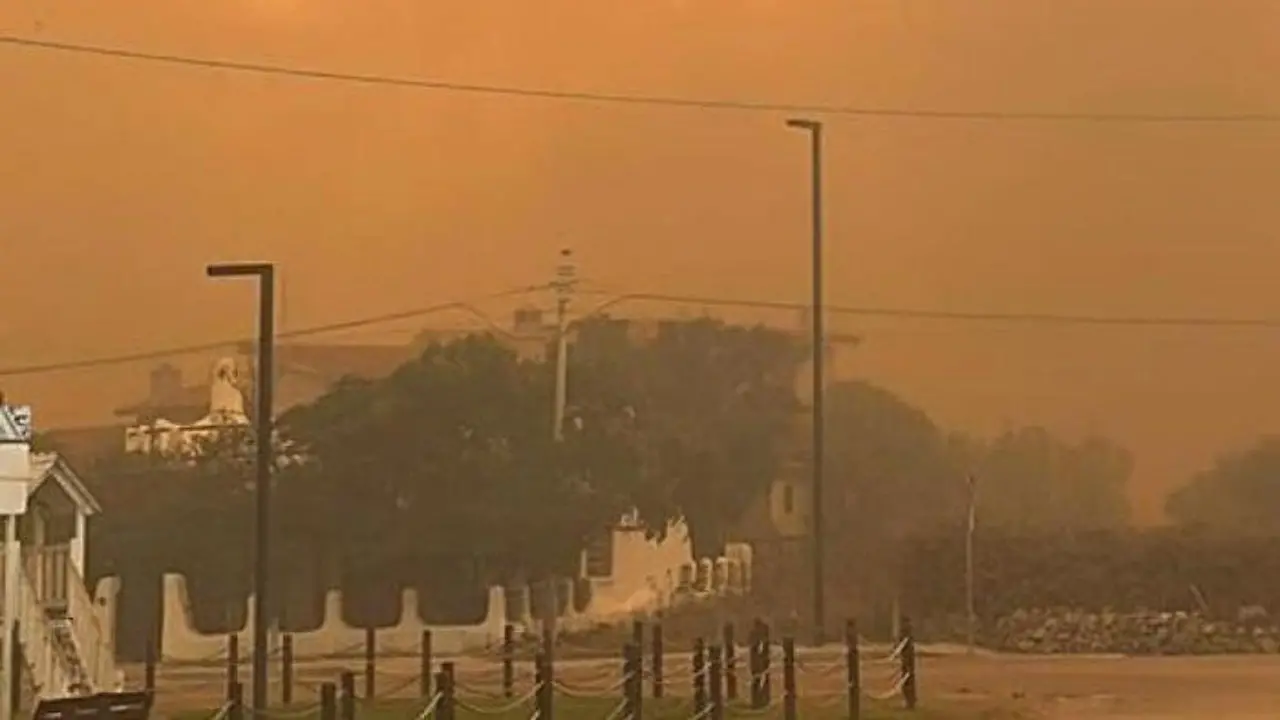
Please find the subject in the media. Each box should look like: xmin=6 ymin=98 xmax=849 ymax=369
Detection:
xmin=899 ymin=527 xmax=1280 ymax=619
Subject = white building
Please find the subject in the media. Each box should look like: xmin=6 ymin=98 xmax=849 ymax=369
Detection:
xmin=0 ymin=404 xmax=115 ymax=711
xmin=124 ymin=357 xmax=250 ymax=456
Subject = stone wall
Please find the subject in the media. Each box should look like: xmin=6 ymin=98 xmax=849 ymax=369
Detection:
xmin=923 ymin=607 xmax=1280 ymax=655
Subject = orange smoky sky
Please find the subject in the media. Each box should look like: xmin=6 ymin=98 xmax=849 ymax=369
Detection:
xmin=2 ymin=0 xmax=1279 ymax=522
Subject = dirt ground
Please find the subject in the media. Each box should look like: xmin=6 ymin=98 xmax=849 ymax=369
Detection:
xmin=919 ymin=652 xmax=1280 ymax=719
xmin=134 ymin=647 xmax=1280 ymax=719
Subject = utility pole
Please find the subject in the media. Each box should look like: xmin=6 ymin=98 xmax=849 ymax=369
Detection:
xmin=786 ymin=118 xmax=826 ymax=646
xmin=552 ymin=248 xmax=576 ymax=442
xmin=206 ymin=262 xmax=275 ymax=715
xmin=541 ymin=249 xmax=576 ymax=646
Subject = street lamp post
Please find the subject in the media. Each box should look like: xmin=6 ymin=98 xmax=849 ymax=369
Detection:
xmin=206 ymin=262 xmax=276 ymax=714
xmin=965 ymin=474 xmax=978 ymax=654
xmin=786 ymin=118 xmax=826 ymax=645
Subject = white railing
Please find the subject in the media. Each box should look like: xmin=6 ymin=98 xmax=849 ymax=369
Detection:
xmin=17 ymin=565 xmax=72 ymax=699
xmin=1 ymin=546 xmax=114 ymax=696
xmin=63 ymin=558 xmax=113 ymax=690
xmin=26 ymin=545 xmax=70 ymax=610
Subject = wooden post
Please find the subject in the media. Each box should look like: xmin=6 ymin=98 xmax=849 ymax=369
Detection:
xmin=542 ymin=639 xmax=555 ymax=692
xmin=534 ymin=654 xmax=553 ymax=720
xmin=225 ymin=634 xmax=240 ymax=702
xmin=420 ymin=629 xmax=433 ymax=698
xmin=439 ymin=663 xmax=457 ymax=720
xmin=621 ymin=643 xmax=634 ymax=719
xmin=722 ymin=622 xmax=737 ymax=702
xmin=629 ymin=642 xmax=642 ymax=720
xmin=761 ymin=620 xmax=773 ymax=706
xmin=901 ymin=617 xmax=918 ymax=710
xmin=651 ymin=620 xmax=664 ymax=699
xmin=541 ymin=602 xmax=555 ymax=665
xmin=281 ymin=633 xmax=294 ymax=706
xmin=364 ymin=626 xmax=376 ymax=700
xmin=434 ymin=672 xmax=449 ymax=720
xmin=693 ymin=638 xmax=707 ymax=715
xmin=631 ymin=619 xmax=644 ymax=655
xmin=708 ymin=644 xmax=724 ymax=720
xmin=748 ymin=620 xmax=764 ymax=709
xmin=339 ymin=671 xmax=356 ymax=720
xmin=319 ymin=682 xmax=337 ymax=720
xmin=622 ymin=643 xmax=641 ymax=720
xmin=782 ymin=637 xmax=797 ymax=720
xmin=846 ymin=620 xmax=861 ymax=720
xmin=143 ymin=633 xmax=157 ymax=694
xmin=228 ymin=682 xmax=244 ymax=720
xmin=502 ymin=624 xmax=515 ymax=698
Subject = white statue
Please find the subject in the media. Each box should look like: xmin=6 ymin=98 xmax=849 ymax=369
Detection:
xmin=208 ymin=358 xmax=246 ymax=420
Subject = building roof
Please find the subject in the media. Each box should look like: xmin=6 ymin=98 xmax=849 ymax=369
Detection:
xmin=29 ymin=452 xmax=101 ymax=516
xmin=0 ymin=405 xmax=32 ymax=444
xmin=40 ymin=424 xmax=127 ymax=467
xmin=114 ymin=343 xmax=420 ymax=423
xmin=114 ymin=393 xmax=210 ymax=422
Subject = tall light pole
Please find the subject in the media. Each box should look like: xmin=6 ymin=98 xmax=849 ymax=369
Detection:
xmin=206 ymin=262 xmax=275 ymax=714
xmin=965 ymin=473 xmax=978 ymax=654
xmin=786 ymin=118 xmax=826 ymax=645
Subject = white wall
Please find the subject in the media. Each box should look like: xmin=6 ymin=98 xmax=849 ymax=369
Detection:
xmin=582 ymin=522 xmax=694 ymax=620
xmin=105 ymin=517 xmax=749 ymax=663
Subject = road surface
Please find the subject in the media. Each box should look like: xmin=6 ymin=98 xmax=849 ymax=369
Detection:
xmin=918 ymin=652 xmax=1280 ymax=719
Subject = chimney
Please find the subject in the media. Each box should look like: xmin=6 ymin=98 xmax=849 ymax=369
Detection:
xmin=513 ymin=306 xmax=545 ymax=335
xmin=150 ymin=364 xmax=183 ymax=405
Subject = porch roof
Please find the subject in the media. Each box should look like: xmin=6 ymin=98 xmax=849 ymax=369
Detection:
xmin=28 ymin=452 xmax=101 ymax=516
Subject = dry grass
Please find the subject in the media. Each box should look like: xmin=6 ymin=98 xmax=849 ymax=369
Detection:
xmin=170 ymin=696 xmax=1018 ymax=720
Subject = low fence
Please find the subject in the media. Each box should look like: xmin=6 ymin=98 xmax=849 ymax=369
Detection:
xmin=168 ymin=618 xmax=919 ymax=719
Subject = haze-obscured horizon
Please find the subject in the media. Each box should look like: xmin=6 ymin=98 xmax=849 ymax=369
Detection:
xmin=3 ymin=0 xmax=1279 ymax=523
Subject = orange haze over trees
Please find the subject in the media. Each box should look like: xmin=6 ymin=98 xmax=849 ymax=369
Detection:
xmin=3 ymin=0 xmax=1280 ymax=523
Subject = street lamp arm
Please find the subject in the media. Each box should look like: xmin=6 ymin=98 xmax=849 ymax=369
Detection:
xmin=207 ymin=262 xmax=276 ymax=278
xmin=786 ymin=118 xmax=822 ymax=131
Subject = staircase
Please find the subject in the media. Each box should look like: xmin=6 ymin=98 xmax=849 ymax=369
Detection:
xmin=46 ymin=614 xmax=93 ymax=696
xmin=5 ymin=551 xmax=116 ymax=703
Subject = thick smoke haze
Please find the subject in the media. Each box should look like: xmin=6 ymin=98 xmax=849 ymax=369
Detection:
xmin=2 ymin=0 xmax=1279 ymax=521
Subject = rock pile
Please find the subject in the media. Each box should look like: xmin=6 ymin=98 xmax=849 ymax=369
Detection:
xmin=982 ymin=607 xmax=1280 ymax=655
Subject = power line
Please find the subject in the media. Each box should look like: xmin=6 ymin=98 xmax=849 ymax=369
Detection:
xmin=4 ymin=34 xmax=1280 ymax=124
xmin=0 ymin=285 xmax=546 ymax=379
xmin=578 ymin=290 xmax=1280 ymax=328
xmin=5 ymin=286 xmax=1280 ymax=380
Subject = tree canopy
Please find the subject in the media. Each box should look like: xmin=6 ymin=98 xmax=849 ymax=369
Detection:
xmin=570 ymin=317 xmax=803 ymax=555
xmin=825 ymin=380 xmax=964 ymax=543
xmin=823 ymin=381 xmax=1133 ymax=543
xmin=275 ymin=333 xmax=646 ymax=580
xmin=83 ymin=320 xmax=1137 ymax=636
xmin=1166 ymin=435 xmax=1280 ymax=534
xmin=962 ymin=426 xmax=1133 ymax=532
xmin=86 ymin=318 xmax=805 ymax=592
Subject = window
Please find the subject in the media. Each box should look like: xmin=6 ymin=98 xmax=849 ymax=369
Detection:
xmin=583 ymin=530 xmax=614 ymax=578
